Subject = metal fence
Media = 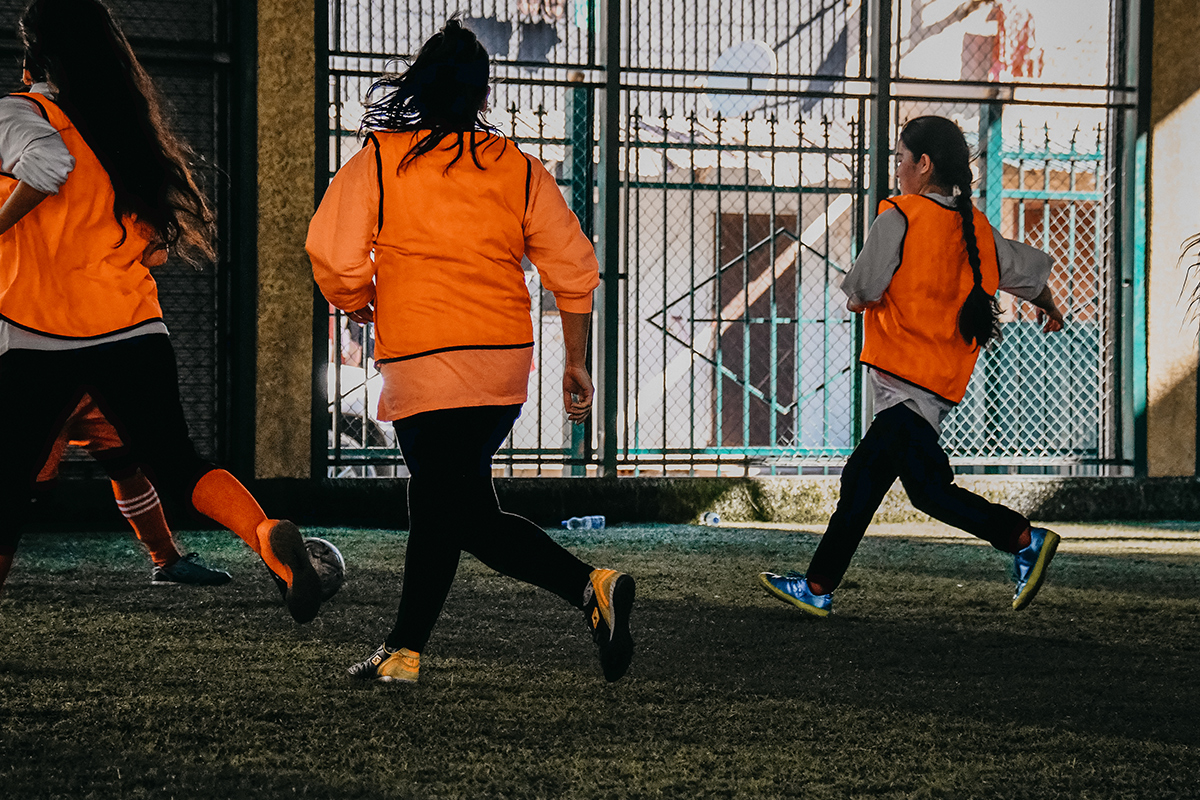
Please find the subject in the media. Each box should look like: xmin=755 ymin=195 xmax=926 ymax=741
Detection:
xmin=321 ymin=0 xmax=1142 ymax=477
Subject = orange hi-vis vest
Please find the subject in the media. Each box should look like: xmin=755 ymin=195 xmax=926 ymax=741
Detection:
xmin=369 ymin=131 xmax=536 ymax=365
xmin=0 ymin=93 xmax=161 ymax=339
xmin=858 ymin=194 xmax=1000 ymax=404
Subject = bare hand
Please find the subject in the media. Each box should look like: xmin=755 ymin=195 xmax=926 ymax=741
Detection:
xmin=1037 ymin=305 xmax=1064 ymax=333
xmin=346 ymin=304 xmax=374 ymax=324
xmin=846 ymin=298 xmax=881 ymax=314
xmin=141 ymin=241 xmax=168 ymax=268
xmin=562 ymin=364 xmax=594 ymax=425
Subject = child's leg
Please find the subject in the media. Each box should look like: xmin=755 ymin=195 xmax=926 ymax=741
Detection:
xmin=0 ymin=349 xmax=87 ymax=588
xmin=71 ymin=401 xmax=184 ymax=569
xmin=887 ymin=405 xmax=1029 ymax=551
xmin=384 ymin=407 xmax=595 ymax=652
xmin=805 ymin=412 xmax=903 ymax=593
xmin=77 ymin=335 xmax=320 ymax=620
xmin=111 ymin=469 xmax=181 ymax=567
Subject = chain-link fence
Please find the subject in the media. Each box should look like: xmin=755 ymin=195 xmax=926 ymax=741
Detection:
xmin=322 ymin=0 xmax=1141 ymax=477
xmin=0 ymin=0 xmax=236 ymax=475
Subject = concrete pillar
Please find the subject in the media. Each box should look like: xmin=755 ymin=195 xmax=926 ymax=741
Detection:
xmin=255 ymin=0 xmax=316 ymax=478
xmin=1146 ymin=0 xmax=1200 ymax=477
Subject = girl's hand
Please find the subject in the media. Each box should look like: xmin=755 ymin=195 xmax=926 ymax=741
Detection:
xmin=846 ymin=298 xmax=881 ymax=314
xmin=141 ymin=240 xmax=168 ymax=267
xmin=346 ymin=304 xmax=374 ymax=324
xmin=562 ymin=365 xmax=593 ymax=425
xmin=1037 ymin=304 xmax=1065 ymax=333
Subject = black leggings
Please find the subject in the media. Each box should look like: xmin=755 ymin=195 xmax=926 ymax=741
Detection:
xmin=807 ymin=403 xmax=1029 ymax=590
xmin=385 ymin=405 xmax=594 ymax=653
xmin=0 ymin=334 xmax=215 ymax=549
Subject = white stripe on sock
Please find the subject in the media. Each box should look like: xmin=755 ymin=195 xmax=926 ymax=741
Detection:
xmin=116 ymin=487 xmax=160 ymax=519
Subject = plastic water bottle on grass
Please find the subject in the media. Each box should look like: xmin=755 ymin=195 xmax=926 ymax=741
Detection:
xmin=562 ymin=515 xmax=605 ymax=530
xmin=701 ymin=511 xmax=721 ymax=526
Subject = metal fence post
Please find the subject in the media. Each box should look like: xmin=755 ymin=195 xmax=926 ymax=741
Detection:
xmin=597 ymin=0 xmax=621 ymax=477
xmin=863 ymin=0 xmax=892 ymax=439
xmin=311 ymin=0 xmax=331 ymax=480
xmin=566 ymin=72 xmax=594 ymax=476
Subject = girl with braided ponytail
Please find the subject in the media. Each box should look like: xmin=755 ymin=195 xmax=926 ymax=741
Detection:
xmin=759 ymin=115 xmax=1066 ymax=617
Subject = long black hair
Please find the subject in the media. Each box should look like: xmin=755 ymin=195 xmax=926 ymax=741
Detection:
xmin=900 ymin=115 xmax=1001 ymax=349
xmin=359 ymin=16 xmax=502 ymax=170
xmin=19 ymin=0 xmax=215 ymax=266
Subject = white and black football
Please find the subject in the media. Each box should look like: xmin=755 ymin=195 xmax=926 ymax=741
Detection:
xmin=304 ymin=536 xmax=346 ymax=601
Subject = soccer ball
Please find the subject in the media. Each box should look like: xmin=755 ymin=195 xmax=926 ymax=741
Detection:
xmin=304 ymin=537 xmax=345 ymax=601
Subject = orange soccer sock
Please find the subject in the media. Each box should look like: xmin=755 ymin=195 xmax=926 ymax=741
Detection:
xmin=112 ymin=472 xmax=181 ymax=568
xmin=190 ymin=469 xmax=292 ymax=583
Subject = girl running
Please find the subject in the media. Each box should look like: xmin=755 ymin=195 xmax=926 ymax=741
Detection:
xmin=759 ymin=115 xmax=1066 ymax=616
xmin=308 ymin=18 xmax=636 ymax=683
xmin=0 ymin=0 xmax=321 ymax=621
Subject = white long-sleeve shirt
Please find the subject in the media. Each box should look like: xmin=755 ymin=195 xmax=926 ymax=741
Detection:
xmin=842 ymin=192 xmax=1055 ymax=433
xmin=0 ymin=83 xmax=75 ymax=193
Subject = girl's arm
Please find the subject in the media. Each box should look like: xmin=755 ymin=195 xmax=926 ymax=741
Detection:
xmin=522 ymin=156 xmax=600 ymax=422
xmin=307 ymin=145 xmax=380 ymax=317
xmin=841 ymin=208 xmax=906 ymax=312
xmin=992 ymin=226 xmax=1063 ymax=332
xmin=1028 ymin=285 xmax=1065 ymax=332
xmin=560 ymin=310 xmax=593 ymax=424
xmin=0 ymin=181 xmax=49 ymax=236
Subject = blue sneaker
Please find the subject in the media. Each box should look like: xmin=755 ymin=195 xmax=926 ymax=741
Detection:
xmin=758 ymin=571 xmax=832 ymax=617
xmin=1012 ymin=527 xmax=1061 ymax=610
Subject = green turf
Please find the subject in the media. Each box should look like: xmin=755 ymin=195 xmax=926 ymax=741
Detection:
xmin=1 ymin=524 xmax=1196 ymax=799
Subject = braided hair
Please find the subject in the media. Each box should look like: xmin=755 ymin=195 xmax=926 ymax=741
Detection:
xmin=900 ymin=116 xmax=1001 ymax=349
xmin=360 ymin=16 xmax=502 ymax=171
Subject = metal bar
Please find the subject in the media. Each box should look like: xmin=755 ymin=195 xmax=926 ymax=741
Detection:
xmin=863 ymin=0 xmax=891 ymax=450
xmin=597 ymin=0 xmax=622 ymax=477
xmin=311 ymin=0 xmax=331 ymax=479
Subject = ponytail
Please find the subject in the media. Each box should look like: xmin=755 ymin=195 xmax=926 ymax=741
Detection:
xmin=955 ymin=188 xmax=1002 ymax=349
xmin=360 ymin=15 xmax=502 ymax=172
xmin=899 ymin=115 xmax=1001 ymax=349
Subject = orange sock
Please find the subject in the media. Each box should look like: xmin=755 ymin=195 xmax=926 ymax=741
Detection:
xmin=112 ymin=471 xmax=181 ymax=568
xmin=190 ymin=469 xmax=292 ymax=583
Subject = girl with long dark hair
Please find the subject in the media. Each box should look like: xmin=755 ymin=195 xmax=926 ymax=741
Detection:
xmin=309 ymin=18 xmax=636 ymax=683
xmin=759 ymin=115 xmax=1066 ymax=616
xmin=0 ymin=0 xmax=323 ymax=622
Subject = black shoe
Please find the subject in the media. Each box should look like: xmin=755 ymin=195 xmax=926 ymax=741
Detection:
xmin=583 ymin=569 xmax=636 ymax=682
xmin=150 ymin=553 xmax=232 ymax=586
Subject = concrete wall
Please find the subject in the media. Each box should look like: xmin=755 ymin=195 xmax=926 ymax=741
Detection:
xmin=1147 ymin=0 xmax=1200 ymax=476
xmin=255 ymin=0 xmax=316 ymax=478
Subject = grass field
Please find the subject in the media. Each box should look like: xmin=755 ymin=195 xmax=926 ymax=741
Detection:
xmin=1 ymin=523 xmax=1197 ymax=799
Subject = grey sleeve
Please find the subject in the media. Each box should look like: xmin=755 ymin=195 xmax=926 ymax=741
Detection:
xmin=992 ymin=225 xmax=1054 ymax=301
xmin=0 ymin=96 xmax=74 ymax=194
xmin=839 ymin=207 xmax=906 ymax=305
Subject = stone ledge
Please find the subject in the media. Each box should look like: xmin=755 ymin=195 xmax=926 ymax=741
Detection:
xmin=28 ymin=475 xmax=1200 ymax=532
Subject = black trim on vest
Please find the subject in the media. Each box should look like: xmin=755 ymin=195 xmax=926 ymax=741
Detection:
xmin=376 ymin=341 xmax=535 ymax=365
xmin=524 ymin=154 xmax=532 ymax=213
xmin=857 ymin=360 xmax=960 ymax=406
xmin=6 ymin=91 xmax=50 ymax=120
xmin=0 ymin=311 xmax=166 ymax=341
xmin=366 ymin=132 xmax=383 ymax=232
